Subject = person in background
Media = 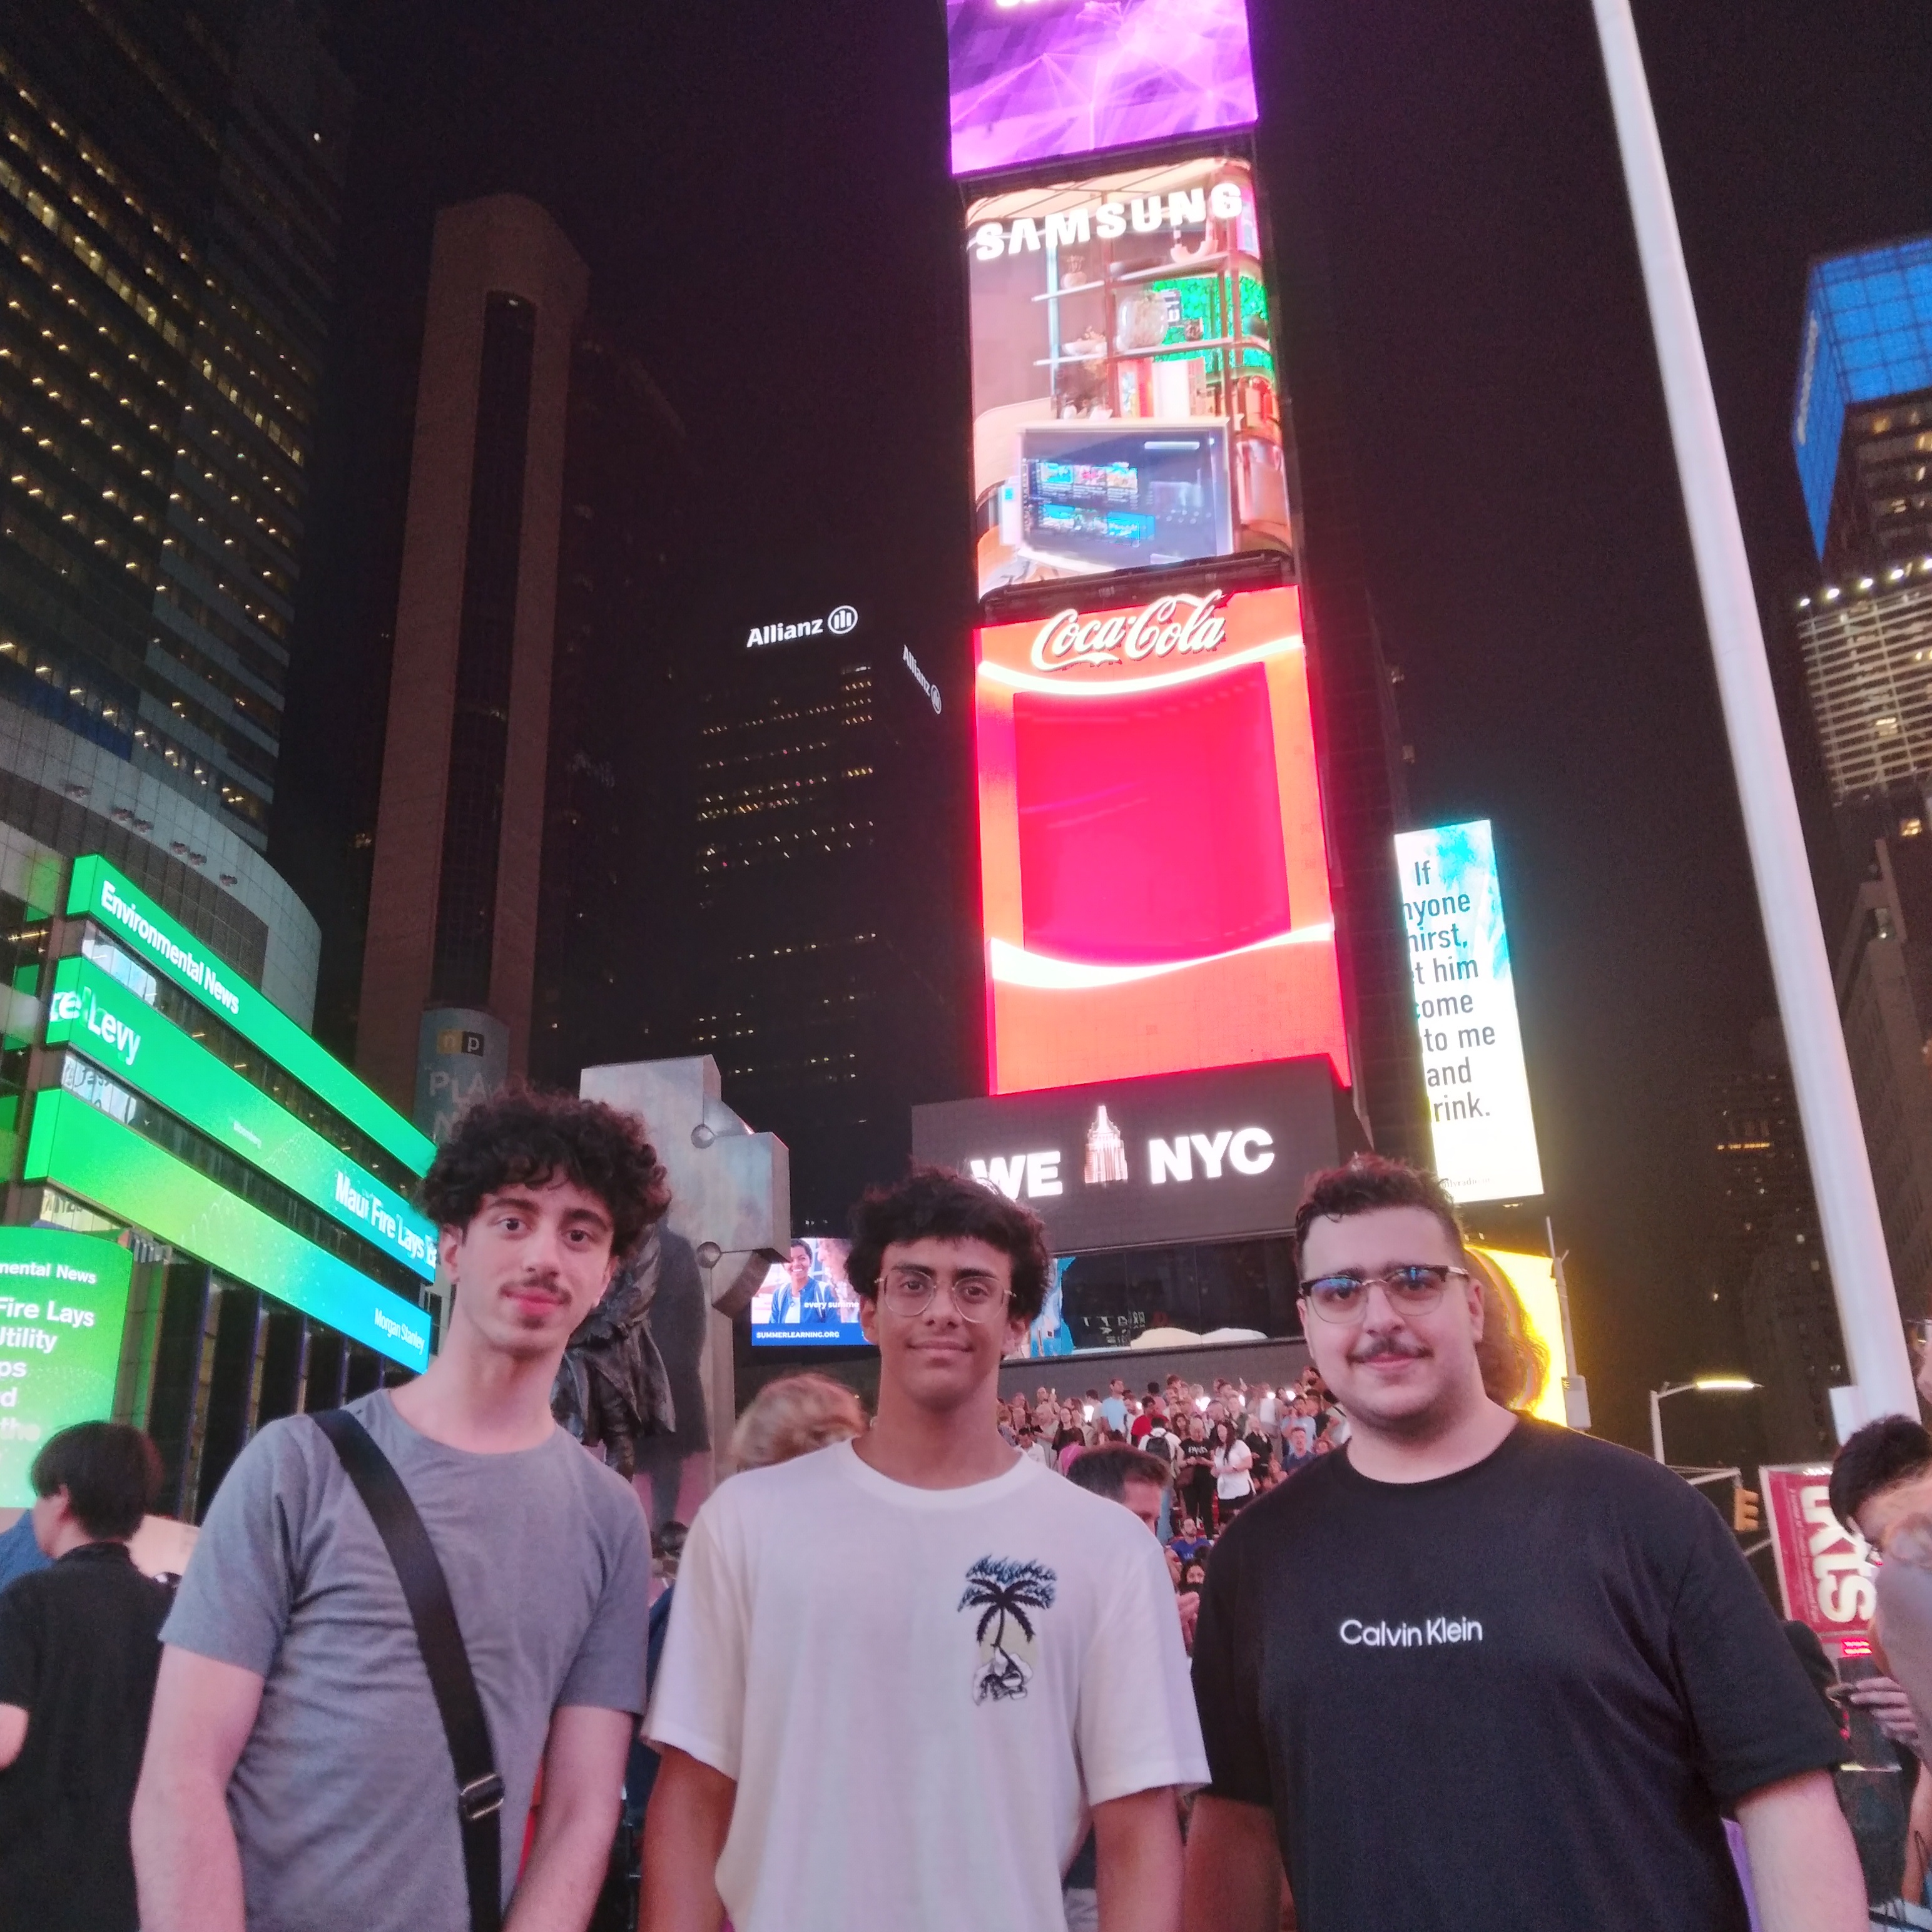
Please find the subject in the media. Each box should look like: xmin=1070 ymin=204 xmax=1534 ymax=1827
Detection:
xmin=1181 ymin=1558 xmax=1208 ymax=1596
xmin=1021 ymin=1426 xmax=1054 ymax=1471
xmin=1281 ymin=1421 xmax=1316 ymax=1470
xmin=643 ymin=1167 xmax=1204 ymax=1932
xmin=1130 ymin=1395 xmax=1159 ymax=1446
xmin=1099 ymin=1378 xmax=1131 ymax=1436
xmin=1829 ymin=1412 xmax=1932 ymax=1904
xmin=731 ymin=1372 xmax=867 ymax=1473
xmin=134 ymin=1088 xmax=662 ymax=1932
xmin=1186 ymin=1151 xmax=1863 ymax=1932
xmin=1240 ymin=1413 xmax=1273 ymax=1490
xmin=1210 ymin=1420 xmax=1253 ymax=1527
xmin=1179 ymin=1416 xmax=1216 ymax=1530
xmin=0 ymin=1512 xmax=50 ymax=1596
xmin=1062 ymin=1445 xmax=1202 ymax=1932
xmin=0 ymin=1421 xmax=170 ymax=1932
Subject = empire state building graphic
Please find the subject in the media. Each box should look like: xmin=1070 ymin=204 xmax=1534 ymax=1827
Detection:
xmin=1084 ymin=1106 xmax=1129 ymax=1186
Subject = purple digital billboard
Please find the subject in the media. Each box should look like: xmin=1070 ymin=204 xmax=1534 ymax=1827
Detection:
xmin=947 ymin=0 xmax=1258 ymax=178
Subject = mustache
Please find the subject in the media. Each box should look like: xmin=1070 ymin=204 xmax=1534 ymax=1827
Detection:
xmin=1348 ymin=1335 xmax=1428 ymax=1365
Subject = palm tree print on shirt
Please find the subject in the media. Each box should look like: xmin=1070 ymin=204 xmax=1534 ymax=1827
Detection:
xmin=958 ymin=1555 xmax=1057 ymax=1703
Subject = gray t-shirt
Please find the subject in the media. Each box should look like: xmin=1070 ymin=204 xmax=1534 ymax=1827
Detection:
xmin=163 ymin=1390 xmax=652 ymax=1932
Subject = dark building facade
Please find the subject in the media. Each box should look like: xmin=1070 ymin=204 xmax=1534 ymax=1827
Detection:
xmin=1704 ymin=1032 xmax=1845 ymax=1462
xmin=688 ymin=599 xmax=957 ymax=1224
xmin=527 ymin=323 xmax=691 ymax=1087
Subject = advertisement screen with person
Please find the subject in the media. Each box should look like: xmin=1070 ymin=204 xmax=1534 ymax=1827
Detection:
xmin=749 ymin=1238 xmax=868 ymax=1348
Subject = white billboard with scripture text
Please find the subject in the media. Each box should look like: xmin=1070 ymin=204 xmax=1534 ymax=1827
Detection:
xmin=1395 ymin=820 xmax=1543 ymax=1204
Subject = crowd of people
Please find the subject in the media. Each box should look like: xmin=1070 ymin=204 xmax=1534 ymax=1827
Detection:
xmin=0 ymin=1084 xmax=1898 ymax=1932
xmin=1001 ymin=1369 xmax=1348 ymax=1557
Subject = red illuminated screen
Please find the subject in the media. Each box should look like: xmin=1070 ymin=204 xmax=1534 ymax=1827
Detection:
xmin=975 ymin=584 xmax=1349 ymax=1094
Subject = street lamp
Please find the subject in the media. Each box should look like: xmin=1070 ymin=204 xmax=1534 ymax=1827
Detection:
xmin=1589 ymin=0 xmax=1918 ymax=1423
xmin=1649 ymin=1378 xmax=1758 ymax=1464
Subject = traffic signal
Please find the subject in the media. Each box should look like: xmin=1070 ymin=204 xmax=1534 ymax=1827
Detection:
xmin=1734 ymin=1487 xmax=1761 ymax=1534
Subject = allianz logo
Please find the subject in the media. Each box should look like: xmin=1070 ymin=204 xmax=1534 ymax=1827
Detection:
xmin=49 ymin=988 xmax=141 ymax=1070
xmin=1340 ymin=1617 xmax=1484 ymax=1648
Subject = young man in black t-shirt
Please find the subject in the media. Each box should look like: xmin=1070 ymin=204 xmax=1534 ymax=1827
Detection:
xmin=1184 ymin=1154 xmax=1863 ymax=1932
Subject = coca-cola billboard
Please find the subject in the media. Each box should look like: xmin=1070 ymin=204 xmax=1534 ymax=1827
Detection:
xmin=974 ymin=580 xmax=1347 ymax=1094
xmin=1762 ymin=1463 xmax=1878 ymax=1642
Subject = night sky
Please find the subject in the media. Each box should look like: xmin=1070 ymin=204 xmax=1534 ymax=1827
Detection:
xmin=271 ymin=0 xmax=1932 ymax=1454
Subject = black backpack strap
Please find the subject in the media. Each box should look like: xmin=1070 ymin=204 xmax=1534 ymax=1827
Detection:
xmin=314 ymin=1409 xmax=503 ymax=1932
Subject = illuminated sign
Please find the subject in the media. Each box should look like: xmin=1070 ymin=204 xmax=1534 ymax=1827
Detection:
xmin=47 ymin=955 xmax=437 ymax=1279
xmin=1764 ymin=1464 xmax=1877 ymax=1640
xmin=748 ymin=1238 xmax=866 ymax=1349
xmin=947 ymin=0 xmax=1256 ymax=176
xmin=745 ymin=604 xmax=859 ymax=648
xmin=974 ymin=581 xmax=1346 ymax=1094
xmin=23 ymin=1089 xmax=430 ymax=1371
xmin=1394 ymin=821 xmax=1543 ymax=1204
xmin=902 ymin=647 xmax=943 ymax=714
xmin=1467 ymin=1248 xmax=1570 ymax=1429
xmin=913 ymin=1059 xmax=1362 ymax=1253
xmin=967 ymin=156 xmax=1287 ymax=600
xmin=0 ymin=1229 xmax=133 ymax=1507
xmin=1792 ymin=238 xmax=1932 ymax=559
xmin=66 ymin=856 xmax=435 ymax=1176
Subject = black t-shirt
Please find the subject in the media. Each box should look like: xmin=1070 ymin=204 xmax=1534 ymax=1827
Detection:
xmin=0 ymin=1541 xmax=171 ymax=1932
xmin=1191 ymin=1420 xmax=1843 ymax=1932
xmin=1179 ymin=1439 xmax=1213 ymax=1473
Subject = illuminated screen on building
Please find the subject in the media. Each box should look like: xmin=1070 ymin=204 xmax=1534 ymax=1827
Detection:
xmin=748 ymin=1238 xmax=867 ymax=1348
xmin=975 ymin=581 xmax=1347 ymax=1094
xmin=967 ymin=155 xmax=1289 ymax=602
xmin=1394 ymin=820 xmax=1543 ymax=1204
xmin=947 ymin=0 xmax=1256 ymax=178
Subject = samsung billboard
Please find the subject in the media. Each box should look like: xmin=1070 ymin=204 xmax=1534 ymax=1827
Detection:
xmin=912 ymin=1059 xmax=1361 ymax=1254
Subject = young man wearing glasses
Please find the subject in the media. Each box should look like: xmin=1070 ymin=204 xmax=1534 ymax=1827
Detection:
xmin=643 ymin=1167 xmax=1204 ymax=1932
xmin=1184 ymin=1152 xmax=1863 ymax=1932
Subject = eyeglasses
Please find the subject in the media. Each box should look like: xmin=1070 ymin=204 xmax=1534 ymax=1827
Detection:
xmin=879 ymin=1266 xmax=1010 ymax=1323
xmin=1299 ymin=1264 xmax=1471 ymax=1324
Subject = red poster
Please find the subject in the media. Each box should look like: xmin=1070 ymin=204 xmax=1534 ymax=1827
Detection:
xmin=1762 ymin=1463 xmax=1878 ymax=1639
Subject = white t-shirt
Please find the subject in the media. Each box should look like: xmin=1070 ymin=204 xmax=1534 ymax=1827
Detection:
xmin=646 ymin=1440 xmax=1206 ymax=1932
xmin=1215 ymin=1439 xmax=1254 ymax=1498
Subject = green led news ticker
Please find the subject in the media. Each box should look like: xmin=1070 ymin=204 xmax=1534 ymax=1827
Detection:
xmin=0 ymin=1227 xmax=133 ymax=1508
xmin=66 ymin=856 xmax=435 ymax=1177
xmin=46 ymin=955 xmax=437 ymax=1282
xmin=24 ymin=1090 xmax=432 ymax=1375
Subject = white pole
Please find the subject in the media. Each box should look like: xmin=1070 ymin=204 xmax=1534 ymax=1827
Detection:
xmin=1589 ymin=0 xmax=1917 ymax=1422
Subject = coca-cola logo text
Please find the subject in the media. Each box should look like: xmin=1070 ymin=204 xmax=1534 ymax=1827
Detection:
xmin=1030 ymin=592 xmax=1228 ymax=674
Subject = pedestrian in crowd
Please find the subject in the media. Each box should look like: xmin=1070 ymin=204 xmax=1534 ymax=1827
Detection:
xmin=1240 ymin=1412 xmax=1273 ymax=1488
xmin=641 ymin=1166 xmax=1205 ymax=1932
xmin=1144 ymin=1406 xmax=1182 ymax=1472
xmin=0 ymin=1421 xmax=169 ymax=1932
xmin=1829 ymin=1411 xmax=1932 ymax=1880
xmin=1100 ymin=1377 xmax=1131 ymax=1435
xmin=1062 ymin=1443 xmax=1201 ymax=1932
xmin=1130 ymin=1395 xmax=1159 ymax=1445
xmin=0 ymin=1509 xmax=49 ymax=1595
xmin=133 ymin=1088 xmax=663 ymax=1932
xmin=1177 ymin=1415 xmax=1215 ymax=1527
xmin=1281 ymin=1421 xmax=1316 ymax=1470
xmin=1185 ymin=1151 xmax=1864 ymax=1932
xmin=1211 ymin=1418 xmax=1254 ymax=1526
xmin=730 ymin=1370 xmax=867 ymax=1473
xmin=1181 ymin=1558 xmax=1208 ymax=1595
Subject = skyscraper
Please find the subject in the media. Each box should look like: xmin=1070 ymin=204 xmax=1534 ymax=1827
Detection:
xmin=688 ymin=600 xmax=958 ymax=1222
xmin=0 ymin=0 xmax=348 ymax=1017
xmin=357 ymin=195 xmax=588 ymax=1111
xmin=1794 ymin=236 xmax=1932 ymax=580
xmin=1706 ymin=1033 xmax=1844 ymax=1462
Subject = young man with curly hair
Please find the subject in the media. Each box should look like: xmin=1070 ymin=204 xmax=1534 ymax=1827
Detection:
xmin=132 ymin=1088 xmax=668 ymax=1932
xmin=643 ymin=1167 xmax=1205 ymax=1932
xmin=1185 ymin=1152 xmax=1863 ymax=1932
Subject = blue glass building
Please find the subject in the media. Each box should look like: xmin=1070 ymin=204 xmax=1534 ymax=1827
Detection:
xmin=1794 ymin=238 xmax=1932 ymax=572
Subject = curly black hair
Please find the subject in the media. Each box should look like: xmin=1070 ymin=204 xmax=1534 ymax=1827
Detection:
xmin=847 ymin=1166 xmax=1051 ymax=1325
xmin=1293 ymin=1151 xmax=1463 ymax=1269
xmin=419 ymin=1084 xmax=670 ymax=1259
